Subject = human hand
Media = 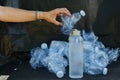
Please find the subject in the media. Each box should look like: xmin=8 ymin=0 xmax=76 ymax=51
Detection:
xmin=40 ymin=8 xmax=71 ymax=26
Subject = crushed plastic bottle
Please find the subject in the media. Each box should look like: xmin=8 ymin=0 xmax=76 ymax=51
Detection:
xmin=44 ymin=41 xmax=68 ymax=78
xmin=42 ymin=53 xmax=68 ymax=78
xmin=29 ymin=47 xmax=46 ymax=69
xmin=49 ymin=41 xmax=68 ymax=56
xmin=29 ymin=31 xmax=120 ymax=76
xmin=82 ymin=30 xmax=108 ymax=75
xmin=83 ymin=45 xmax=109 ymax=75
xmin=30 ymin=42 xmax=68 ymax=78
xmin=82 ymin=30 xmax=120 ymax=75
xmin=29 ymin=43 xmax=49 ymax=69
xmin=61 ymin=10 xmax=86 ymax=35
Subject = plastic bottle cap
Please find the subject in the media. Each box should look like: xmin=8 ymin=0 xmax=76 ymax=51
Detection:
xmin=41 ymin=43 xmax=48 ymax=49
xmin=80 ymin=10 xmax=86 ymax=16
xmin=72 ymin=29 xmax=80 ymax=36
xmin=103 ymin=68 xmax=108 ymax=75
xmin=56 ymin=71 xmax=64 ymax=78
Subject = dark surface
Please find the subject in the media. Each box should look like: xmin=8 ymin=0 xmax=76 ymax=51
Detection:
xmin=0 ymin=58 xmax=120 ymax=80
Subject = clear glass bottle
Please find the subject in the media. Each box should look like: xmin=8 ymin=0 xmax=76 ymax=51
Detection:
xmin=69 ymin=29 xmax=84 ymax=78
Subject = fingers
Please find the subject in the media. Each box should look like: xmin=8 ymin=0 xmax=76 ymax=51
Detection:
xmin=53 ymin=20 xmax=62 ymax=26
xmin=53 ymin=8 xmax=71 ymax=26
xmin=47 ymin=8 xmax=71 ymax=26
xmin=57 ymin=8 xmax=71 ymax=16
xmin=62 ymin=8 xmax=71 ymax=16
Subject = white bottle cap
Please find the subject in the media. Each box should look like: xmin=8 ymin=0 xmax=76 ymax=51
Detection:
xmin=41 ymin=43 xmax=48 ymax=49
xmin=103 ymin=68 xmax=108 ymax=75
xmin=56 ymin=71 xmax=64 ymax=78
xmin=80 ymin=10 xmax=86 ymax=16
xmin=72 ymin=29 xmax=80 ymax=36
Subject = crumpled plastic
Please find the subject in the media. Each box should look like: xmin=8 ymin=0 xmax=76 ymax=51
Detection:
xmin=29 ymin=43 xmax=68 ymax=78
xmin=61 ymin=10 xmax=85 ymax=35
xmin=29 ymin=11 xmax=120 ymax=77
xmin=30 ymin=31 xmax=120 ymax=76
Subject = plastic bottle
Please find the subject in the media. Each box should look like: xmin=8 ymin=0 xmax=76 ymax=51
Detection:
xmin=43 ymin=53 xmax=68 ymax=78
xmin=30 ymin=47 xmax=48 ymax=69
xmin=49 ymin=41 xmax=68 ymax=56
xmin=61 ymin=10 xmax=86 ymax=35
xmin=69 ymin=29 xmax=84 ymax=78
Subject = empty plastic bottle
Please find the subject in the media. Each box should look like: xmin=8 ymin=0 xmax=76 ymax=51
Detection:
xmin=29 ymin=46 xmax=48 ymax=69
xmin=49 ymin=41 xmax=68 ymax=56
xmin=61 ymin=10 xmax=86 ymax=35
xmin=82 ymin=31 xmax=109 ymax=75
xmin=29 ymin=29 xmax=120 ymax=77
xmin=29 ymin=47 xmax=44 ymax=69
xmin=69 ymin=29 xmax=84 ymax=78
xmin=40 ymin=43 xmax=49 ymax=67
xmin=43 ymin=53 xmax=68 ymax=78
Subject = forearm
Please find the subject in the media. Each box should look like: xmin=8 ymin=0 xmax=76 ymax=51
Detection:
xmin=0 ymin=6 xmax=44 ymax=22
xmin=0 ymin=6 xmax=71 ymax=25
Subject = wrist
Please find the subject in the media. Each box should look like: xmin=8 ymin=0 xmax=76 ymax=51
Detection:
xmin=35 ymin=11 xmax=44 ymax=20
xmin=38 ymin=11 xmax=45 ymax=20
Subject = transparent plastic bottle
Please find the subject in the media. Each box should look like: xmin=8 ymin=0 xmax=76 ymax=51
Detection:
xmin=49 ymin=41 xmax=68 ymax=56
xmin=69 ymin=29 xmax=84 ymax=78
xmin=43 ymin=53 xmax=68 ymax=78
xmin=61 ymin=10 xmax=86 ymax=35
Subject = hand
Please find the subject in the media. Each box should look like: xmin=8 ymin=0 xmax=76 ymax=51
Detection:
xmin=41 ymin=8 xmax=71 ymax=26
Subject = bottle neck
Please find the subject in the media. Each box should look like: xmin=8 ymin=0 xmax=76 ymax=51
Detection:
xmin=69 ymin=35 xmax=83 ymax=43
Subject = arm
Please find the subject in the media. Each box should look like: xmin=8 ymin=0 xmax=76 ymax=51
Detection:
xmin=0 ymin=6 xmax=37 ymax=22
xmin=0 ymin=6 xmax=71 ymax=25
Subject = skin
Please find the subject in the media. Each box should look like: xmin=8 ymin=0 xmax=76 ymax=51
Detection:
xmin=0 ymin=6 xmax=71 ymax=25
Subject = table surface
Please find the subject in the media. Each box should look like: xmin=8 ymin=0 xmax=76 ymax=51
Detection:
xmin=0 ymin=58 xmax=120 ymax=80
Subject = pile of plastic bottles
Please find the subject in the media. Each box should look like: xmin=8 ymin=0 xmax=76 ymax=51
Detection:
xmin=30 ymin=31 xmax=120 ymax=77
xmin=29 ymin=11 xmax=120 ymax=78
xmin=30 ymin=42 xmax=68 ymax=78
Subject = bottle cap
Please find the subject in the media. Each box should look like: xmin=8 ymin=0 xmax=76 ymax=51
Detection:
xmin=72 ymin=29 xmax=80 ymax=36
xmin=80 ymin=10 xmax=86 ymax=16
xmin=41 ymin=43 xmax=48 ymax=49
xmin=56 ymin=71 xmax=64 ymax=78
xmin=103 ymin=68 xmax=108 ymax=75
